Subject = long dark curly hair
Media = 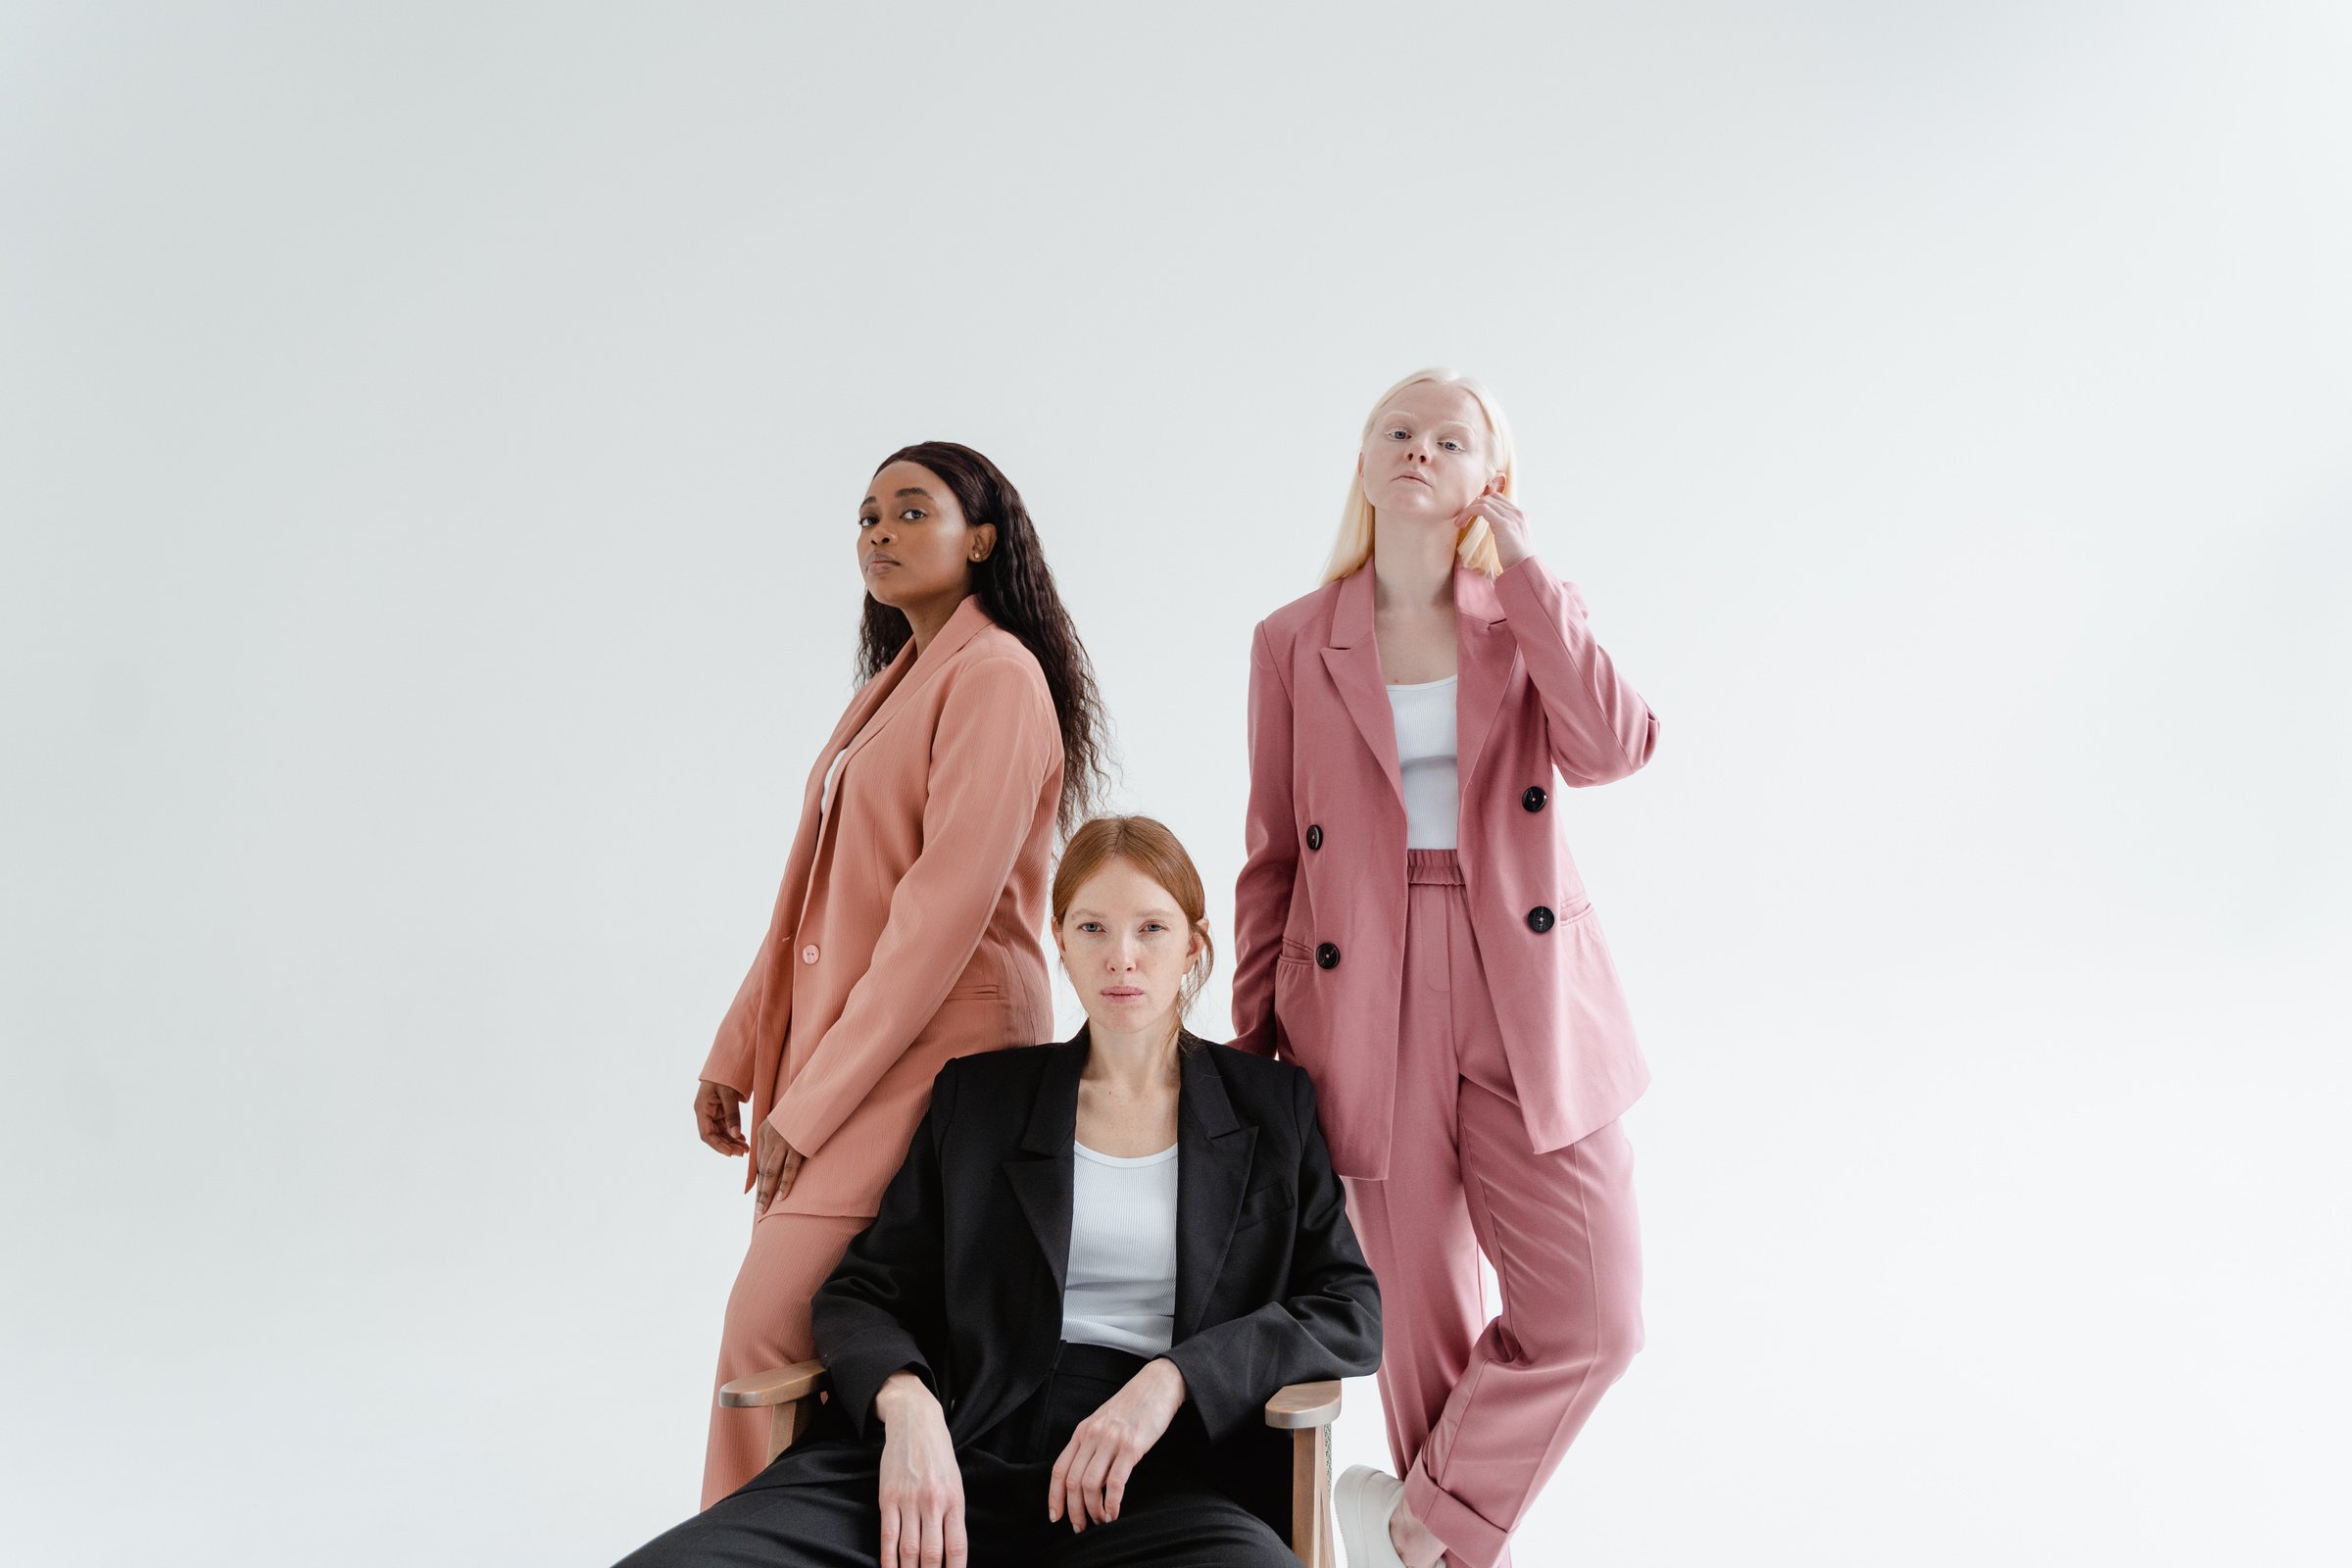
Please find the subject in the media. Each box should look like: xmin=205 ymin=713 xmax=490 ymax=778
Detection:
xmin=856 ymin=441 xmax=1109 ymax=832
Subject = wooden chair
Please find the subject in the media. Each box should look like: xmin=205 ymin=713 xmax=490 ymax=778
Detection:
xmin=721 ymin=1364 xmax=1342 ymax=1568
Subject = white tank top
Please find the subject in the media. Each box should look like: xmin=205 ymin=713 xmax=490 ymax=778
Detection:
xmin=1060 ymin=1141 xmax=1180 ymax=1355
xmin=1387 ymin=675 xmax=1459 ymax=850
xmin=818 ymin=747 xmax=848 ymax=819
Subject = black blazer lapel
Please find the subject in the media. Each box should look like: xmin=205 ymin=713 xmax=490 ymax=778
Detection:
xmin=1173 ymin=1038 xmax=1257 ymax=1343
xmin=1001 ymin=1032 xmax=1086 ymax=1294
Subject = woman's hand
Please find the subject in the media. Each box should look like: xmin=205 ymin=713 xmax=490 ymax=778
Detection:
xmin=1457 ymin=482 xmax=1534 ymax=570
xmin=755 ymin=1120 xmax=805 ymax=1213
xmin=875 ymin=1371 xmax=967 ymax=1568
xmin=1047 ymin=1357 xmax=1187 ymax=1532
xmin=694 ymin=1080 xmax=748 ymax=1156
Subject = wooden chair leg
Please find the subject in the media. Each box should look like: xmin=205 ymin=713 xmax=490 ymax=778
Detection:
xmin=1266 ymin=1379 xmax=1342 ymax=1566
xmin=1291 ymin=1423 xmax=1332 ymax=1567
xmin=766 ymin=1396 xmax=815 ymax=1464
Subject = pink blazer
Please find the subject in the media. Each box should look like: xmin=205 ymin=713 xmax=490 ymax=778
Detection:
xmin=1232 ymin=559 xmax=1658 ymax=1179
xmin=702 ymin=596 xmax=1061 ymax=1217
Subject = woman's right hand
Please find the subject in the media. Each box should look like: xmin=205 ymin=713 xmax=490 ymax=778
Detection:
xmin=875 ymin=1370 xmax=967 ymax=1568
xmin=694 ymin=1080 xmax=748 ymax=1156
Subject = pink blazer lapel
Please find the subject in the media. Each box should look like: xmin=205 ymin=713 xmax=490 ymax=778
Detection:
xmin=1320 ymin=568 xmax=1403 ymax=806
xmin=1454 ymin=565 xmax=1516 ymax=792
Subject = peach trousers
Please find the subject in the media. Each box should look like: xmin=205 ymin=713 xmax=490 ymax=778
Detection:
xmin=701 ymin=1207 xmax=870 ymax=1508
xmin=1342 ymin=850 xmax=1643 ymax=1568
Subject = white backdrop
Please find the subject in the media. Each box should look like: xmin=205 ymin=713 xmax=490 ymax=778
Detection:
xmin=4 ymin=4 xmax=2347 ymax=1564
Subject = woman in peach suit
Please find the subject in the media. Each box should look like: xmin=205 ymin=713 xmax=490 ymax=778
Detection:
xmin=1232 ymin=371 xmax=1657 ymax=1568
xmin=692 ymin=440 xmax=1107 ymax=1506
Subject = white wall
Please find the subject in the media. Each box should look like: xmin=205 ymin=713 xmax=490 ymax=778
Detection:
xmin=3 ymin=3 xmax=2345 ymax=1563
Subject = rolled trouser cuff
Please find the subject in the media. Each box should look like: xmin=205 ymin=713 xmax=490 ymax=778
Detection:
xmin=1403 ymin=1460 xmax=1510 ymax=1568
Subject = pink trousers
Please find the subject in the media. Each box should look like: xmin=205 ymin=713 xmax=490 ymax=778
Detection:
xmin=700 ymin=1207 xmax=870 ymax=1508
xmin=1342 ymin=850 xmax=1643 ymax=1568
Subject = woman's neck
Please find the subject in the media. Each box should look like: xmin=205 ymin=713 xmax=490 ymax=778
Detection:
xmin=1369 ymin=514 xmax=1458 ymax=612
xmin=901 ymin=591 xmax=969 ymax=657
xmin=1082 ymin=1014 xmax=1182 ymax=1096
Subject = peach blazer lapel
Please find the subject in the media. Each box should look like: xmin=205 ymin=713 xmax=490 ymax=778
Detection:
xmin=818 ymin=595 xmax=995 ymax=819
xmin=808 ymin=646 xmax=910 ymax=820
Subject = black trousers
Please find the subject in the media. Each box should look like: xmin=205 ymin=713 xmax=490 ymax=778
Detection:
xmin=616 ymin=1344 xmax=1296 ymax=1568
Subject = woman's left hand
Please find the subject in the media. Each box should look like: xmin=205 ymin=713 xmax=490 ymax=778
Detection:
xmin=755 ymin=1120 xmax=804 ymax=1214
xmin=1457 ymin=482 xmax=1534 ymax=570
xmin=1047 ymin=1358 xmax=1188 ymax=1532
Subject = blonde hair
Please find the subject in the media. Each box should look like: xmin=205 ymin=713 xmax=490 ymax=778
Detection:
xmin=1321 ymin=367 xmax=1518 ymax=585
xmin=1052 ymin=815 xmax=1215 ymax=1026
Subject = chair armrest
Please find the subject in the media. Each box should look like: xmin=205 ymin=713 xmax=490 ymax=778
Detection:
xmin=720 ymin=1359 xmax=829 ymax=1409
xmin=1263 ymin=1380 xmax=1342 ymax=1430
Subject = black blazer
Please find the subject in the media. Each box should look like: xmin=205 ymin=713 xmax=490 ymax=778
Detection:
xmin=812 ymin=1028 xmax=1382 ymax=1455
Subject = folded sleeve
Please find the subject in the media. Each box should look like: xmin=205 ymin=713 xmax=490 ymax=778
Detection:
xmin=698 ymin=935 xmax=768 ymax=1097
xmin=1493 ymin=556 xmax=1660 ymax=786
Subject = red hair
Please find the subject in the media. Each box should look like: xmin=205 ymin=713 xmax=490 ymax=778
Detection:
xmin=1052 ymin=815 xmax=1215 ymax=1021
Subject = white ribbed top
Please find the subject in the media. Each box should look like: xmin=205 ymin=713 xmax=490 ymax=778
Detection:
xmin=1060 ymin=1141 xmax=1180 ymax=1356
xmin=1387 ymin=675 xmax=1459 ymax=851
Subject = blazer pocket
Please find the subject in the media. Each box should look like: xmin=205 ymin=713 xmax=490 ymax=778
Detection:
xmin=943 ymin=979 xmax=1005 ymax=1001
xmin=1230 ymin=1179 xmax=1297 ymax=1233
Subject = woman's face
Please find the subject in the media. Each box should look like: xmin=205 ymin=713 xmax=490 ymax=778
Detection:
xmin=1355 ymin=380 xmax=1497 ymax=532
xmin=857 ymin=461 xmax=990 ymax=611
xmin=1055 ymin=857 xmax=1205 ymax=1040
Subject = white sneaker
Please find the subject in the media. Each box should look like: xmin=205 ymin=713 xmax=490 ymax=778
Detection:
xmin=1334 ymin=1464 xmax=1410 ymax=1568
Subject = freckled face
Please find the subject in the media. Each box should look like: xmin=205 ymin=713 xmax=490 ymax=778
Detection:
xmin=1356 ymin=381 xmax=1496 ymax=528
xmin=857 ymin=461 xmax=985 ymax=610
xmin=1055 ymin=858 xmax=1205 ymax=1037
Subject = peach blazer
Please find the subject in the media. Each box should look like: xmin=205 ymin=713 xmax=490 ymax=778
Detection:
xmin=1232 ymin=558 xmax=1659 ymax=1179
xmin=702 ymin=595 xmax=1061 ymax=1218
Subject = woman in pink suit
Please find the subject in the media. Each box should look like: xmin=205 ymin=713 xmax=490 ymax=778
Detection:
xmin=691 ymin=440 xmax=1107 ymax=1506
xmin=1232 ymin=370 xmax=1656 ymax=1568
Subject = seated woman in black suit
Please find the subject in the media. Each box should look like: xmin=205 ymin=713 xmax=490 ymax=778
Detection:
xmin=617 ymin=813 xmax=1382 ymax=1568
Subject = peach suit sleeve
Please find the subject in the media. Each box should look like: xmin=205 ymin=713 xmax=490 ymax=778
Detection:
xmin=767 ymin=654 xmax=1060 ymax=1157
xmin=703 ymin=861 xmax=787 ymax=1097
